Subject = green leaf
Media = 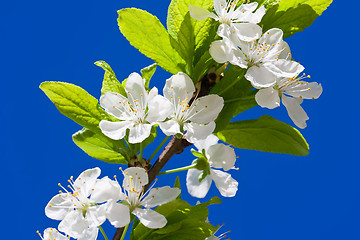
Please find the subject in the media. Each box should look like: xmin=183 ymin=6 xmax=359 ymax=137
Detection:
xmin=167 ymin=0 xmax=216 ymax=76
xmin=217 ymin=115 xmax=310 ymax=156
xmin=211 ymin=65 xmax=257 ymax=132
xmin=131 ymin=198 xmax=219 ymax=240
xmin=117 ymin=8 xmax=185 ymax=74
xmin=95 ymin=61 xmax=126 ymax=96
xmin=260 ymin=0 xmax=333 ymax=38
xmin=72 ymin=128 xmax=129 ymax=164
xmin=40 ymin=81 xmax=110 ymax=133
xmin=174 ymin=176 xmax=182 ymax=199
xmin=141 ymin=63 xmax=157 ymax=90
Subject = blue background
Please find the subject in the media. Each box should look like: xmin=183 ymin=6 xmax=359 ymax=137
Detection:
xmin=1 ymin=0 xmax=359 ymax=239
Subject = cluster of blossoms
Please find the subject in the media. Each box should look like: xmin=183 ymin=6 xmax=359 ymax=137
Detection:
xmin=190 ymin=0 xmax=323 ymax=128
xmin=41 ymin=167 xmax=180 ymax=239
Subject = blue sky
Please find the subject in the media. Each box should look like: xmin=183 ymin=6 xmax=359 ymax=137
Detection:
xmin=1 ymin=0 xmax=359 ymax=239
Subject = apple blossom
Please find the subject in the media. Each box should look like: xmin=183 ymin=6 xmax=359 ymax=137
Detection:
xmin=210 ymin=28 xmax=304 ymax=89
xmin=99 ymin=72 xmax=172 ymax=144
xmin=45 ymin=168 xmax=120 ymax=239
xmin=159 ymin=72 xmax=224 ymax=143
xmin=186 ymin=135 xmax=238 ymax=198
xmin=106 ymin=167 xmax=181 ymax=229
xmin=37 ymin=228 xmax=69 ymax=240
xmin=189 ymin=0 xmax=265 ymax=41
xmin=255 ymin=73 xmax=323 ymax=129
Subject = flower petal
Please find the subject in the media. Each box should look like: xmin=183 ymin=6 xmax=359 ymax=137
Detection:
xmin=158 ymin=119 xmax=181 ymax=136
xmin=231 ymin=23 xmax=262 ymax=42
xmin=264 ymin=59 xmax=305 ymax=78
xmin=194 ymin=134 xmax=219 ymax=152
xmin=213 ymin=0 xmax=227 ymax=16
xmin=207 ymin=143 xmax=236 ymax=171
xmin=106 ymin=201 xmax=131 ymax=228
xmin=43 ymin=228 xmax=68 ymax=240
xmin=184 ymin=122 xmax=216 ymax=143
xmin=141 ymin=186 xmax=181 ymax=208
xmin=132 ymin=208 xmax=167 ymax=229
xmin=74 ymin=167 xmax=101 ymax=197
xmin=100 ymin=92 xmax=128 ymax=120
xmin=285 ymin=82 xmax=323 ymax=99
xmin=128 ymin=123 xmax=153 ymax=144
xmin=99 ymin=120 xmax=132 ymax=140
xmin=187 ymin=95 xmax=224 ymax=123
xmin=189 ymin=4 xmax=216 ymax=21
xmin=125 ymin=72 xmax=147 ymax=106
xmin=209 ymin=40 xmax=232 ymax=63
xmin=163 ymin=72 xmax=195 ymax=103
xmin=85 ymin=204 xmax=107 ymax=227
xmin=282 ymin=95 xmax=309 ymax=129
xmin=186 ymin=168 xmax=212 ymax=198
xmin=259 ymin=28 xmax=284 ymax=46
xmin=45 ymin=194 xmax=75 ymax=220
xmin=58 ymin=211 xmax=88 ymax=239
xmin=123 ymin=167 xmax=149 ymax=193
xmin=90 ymin=176 xmax=123 ymax=203
xmin=78 ymin=227 xmax=98 ymax=240
xmin=211 ymin=169 xmax=238 ymax=197
xmin=147 ymin=95 xmax=173 ymax=122
xmin=255 ymin=87 xmax=281 ymax=109
xmin=245 ymin=65 xmax=277 ymax=88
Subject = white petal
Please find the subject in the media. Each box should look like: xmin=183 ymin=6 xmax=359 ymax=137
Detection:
xmin=45 ymin=194 xmax=74 ymax=220
xmin=278 ymin=41 xmax=291 ymax=59
xmin=255 ymin=87 xmax=281 ymax=109
xmin=128 ymin=123 xmax=152 ymax=144
xmin=141 ymin=186 xmax=181 ymax=208
xmin=158 ymin=119 xmax=182 ymax=136
xmin=123 ymin=167 xmax=149 ymax=193
xmin=231 ymin=23 xmax=262 ymax=42
xmin=100 ymin=92 xmax=128 ymax=119
xmin=245 ymin=65 xmax=277 ymax=88
xmin=217 ymin=23 xmax=231 ymax=39
xmin=163 ymin=72 xmax=195 ymax=103
xmin=282 ymin=95 xmax=309 ymax=129
xmin=106 ymin=201 xmax=131 ymax=228
xmin=43 ymin=228 xmax=68 ymax=240
xmin=207 ymin=143 xmax=236 ymax=171
xmin=132 ymin=208 xmax=167 ymax=229
xmin=184 ymin=122 xmax=216 ymax=143
xmin=286 ymin=82 xmax=323 ymax=99
xmin=90 ymin=176 xmax=123 ymax=203
xmin=194 ymin=134 xmax=219 ymax=152
xmin=58 ymin=211 xmax=88 ymax=239
xmin=99 ymin=120 xmax=132 ymax=140
xmin=85 ymin=204 xmax=107 ymax=227
xmin=146 ymin=95 xmax=173 ymax=122
xmin=188 ymin=95 xmax=224 ymax=123
xmin=249 ymin=5 xmax=266 ymax=23
xmin=264 ymin=59 xmax=305 ymax=78
xmin=259 ymin=28 xmax=284 ymax=46
xmin=147 ymin=87 xmax=158 ymax=103
xmin=186 ymin=168 xmax=212 ymax=198
xmin=74 ymin=167 xmax=101 ymax=197
xmin=214 ymin=0 xmax=227 ymax=16
xmin=78 ymin=227 xmax=98 ymax=240
xmin=209 ymin=40 xmax=232 ymax=63
xmin=189 ymin=4 xmax=215 ymax=21
xmin=125 ymin=72 xmax=147 ymax=106
xmin=211 ymin=169 xmax=238 ymax=197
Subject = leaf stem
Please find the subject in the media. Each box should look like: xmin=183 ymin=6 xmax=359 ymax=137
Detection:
xmin=138 ymin=142 xmax=143 ymax=164
xmin=158 ymin=164 xmax=197 ymax=175
xmin=119 ymin=223 xmax=130 ymax=240
xmin=98 ymin=226 xmax=108 ymax=240
xmin=147 ymin=136 xmax=170 ymax=162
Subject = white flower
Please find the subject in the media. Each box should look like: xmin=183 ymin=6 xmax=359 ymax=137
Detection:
xmin=189 ymin=0 xmax=265 ymax=41
xmin=186 ymin=135 xmax=238 ymax=198
xmin=45 ymin=168 xmax=119 ymax=239
xmin=37 ymin=228 xmax=69 ymax=240
xmin=106 ymin=167 xmax=181 ymax=229
xmin=210 ymin=28 xmax=304 ymax=89
xmin=99 ymin=72 xmax=173 ymax=144
xmin=255 ymin=73 xmax=323 ymax=128
xmin=159 ymin=72 xmax=224 ymax=143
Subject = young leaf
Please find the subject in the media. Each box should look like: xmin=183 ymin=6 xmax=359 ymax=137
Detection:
xmin=117 ymin=8 xmax=185 ymax=74
xmin=72 ymin=128 xmax=129 ymax=164
xmin=141 ymin=63 xmax=157 ymax=90
xmin=216 ymin=115 xmax=310 ymax=156
xmin=260 ymin=0 xmax=333 ymax=38
xmin=95 ymin=61 xmax=126 ymax=96
xmin=40 ymin=81 xmax=110 ymax=134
